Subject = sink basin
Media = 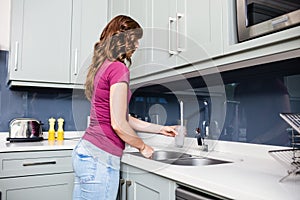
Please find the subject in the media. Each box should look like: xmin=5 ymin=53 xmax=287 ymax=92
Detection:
xmin=126 ymin=150 xmax=231 ymax=166
xmin=167 ymin=157 xmax=231 ymax=166
xmin=129 ymin=150 xmax=192 ymax=161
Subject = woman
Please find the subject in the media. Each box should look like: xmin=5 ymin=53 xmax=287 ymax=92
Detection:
xmin=72 ymin=15 xmax=177 ymax=200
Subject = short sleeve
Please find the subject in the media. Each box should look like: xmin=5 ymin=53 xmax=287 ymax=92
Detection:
xmin=107 ymin=62 xmax=130 ymax=86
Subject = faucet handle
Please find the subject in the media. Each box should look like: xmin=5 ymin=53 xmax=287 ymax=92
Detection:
xmin=195 ymin=128 xmax=202 ymax=146
xmin=195 ymin=127 xmax=209 ymax=151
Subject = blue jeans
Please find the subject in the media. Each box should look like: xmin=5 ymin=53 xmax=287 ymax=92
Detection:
xmin=72 ymin=139 xmax=121 ymax=200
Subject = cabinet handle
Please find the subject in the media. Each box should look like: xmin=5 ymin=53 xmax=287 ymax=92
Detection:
xmin=14 ymin=41 xmax=19 ymax=71
xmin=74 ymin=48 xmax=78 ymax=75
xmin=118 ymin=179 xmax=125 ymax=200
xmin=168 ymin=17 xmax=177 ymax=55
xmin=23 ymin=161 xmax=56 ymax=166
xmin=125 ymin=180 xmax=132 ymax=200
xmin=176 ymin=13 xmax=184 ymax=52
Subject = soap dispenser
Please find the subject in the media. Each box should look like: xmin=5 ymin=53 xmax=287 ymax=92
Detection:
xmin=48 ymin=117 xmax=56 ymax=141
xmin=57 ymin=118 xmax=64 ymax=141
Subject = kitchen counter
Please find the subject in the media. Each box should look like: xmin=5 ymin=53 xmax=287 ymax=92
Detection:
xmin=0 ymin=131 xmax=82 ymax=152
xmin=0 ymin=131 xmax=299 ymax=199
xmin=122 ymin=133 xmax=300 ymax=200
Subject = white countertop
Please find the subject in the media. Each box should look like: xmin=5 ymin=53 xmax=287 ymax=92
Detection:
xmin=0 ymin=131 xmax=299 ymax=199
xmin=122 ymin=133 xmax=300 ymax=200
xmin=0 ymin=131 xmax=82 ymax=152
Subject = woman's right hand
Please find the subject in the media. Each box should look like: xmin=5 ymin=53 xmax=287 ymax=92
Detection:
xmin=140 ymin=144 xmax=154 ymax=158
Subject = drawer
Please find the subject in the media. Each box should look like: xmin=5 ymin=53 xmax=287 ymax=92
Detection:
xmin=0 ymin=150 xmax=73 ymax=178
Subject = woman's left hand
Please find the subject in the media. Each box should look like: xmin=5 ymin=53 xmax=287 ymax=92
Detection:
xmin=159 ymin=126 xmax=178 ymax=137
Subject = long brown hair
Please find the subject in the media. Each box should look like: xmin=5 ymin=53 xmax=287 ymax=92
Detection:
xmin=85 ymin=15 xmax=143 ymax=100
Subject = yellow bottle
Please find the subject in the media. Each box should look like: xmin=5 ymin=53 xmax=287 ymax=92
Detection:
xmin=57 ymin=118 xmax=64 ymax=141
xmin=48 ymin=118 xmax=56 ymax=141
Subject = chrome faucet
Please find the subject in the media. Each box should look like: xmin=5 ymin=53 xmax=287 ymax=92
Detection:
xmin=202 ymin=99 xmax=210 ymax=136
xmin=195 ymin=127 xmax=208 ymax=152
xmin=196 ymin=99 xmax=210 ymax=151
xmin=202 ymin=120 xmax=209 ymax=137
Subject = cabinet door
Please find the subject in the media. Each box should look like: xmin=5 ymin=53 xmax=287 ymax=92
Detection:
xmin=127 ymin=0 xmax=179 ymax=80
xmin=128 ymin=0 xmax=153 ymax=80
xmin=151 ymin=0 xmax=177 ymax=72
xmin=71 ymin=0 xmax=108 ymax=84
xmin=0 ymin=0 xmax=10 ymax=50
xmin=178 ymin=0 xmax=223 ymax=66
xmin=0 ymin=173 xmax=74 ymax=200
xmin=122 ymin=164 xmax=176 ymax=200
xmin=8 ymin=0 xmax=72 ymax=83
xmin=108 ymin=0 xmax=128 ymax=20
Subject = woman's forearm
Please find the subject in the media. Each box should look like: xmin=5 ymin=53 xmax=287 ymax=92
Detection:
xmin=128 ymin=115 xmax=163 ymax=133
xmin=111 ymin=118 xmax=145 ymax=150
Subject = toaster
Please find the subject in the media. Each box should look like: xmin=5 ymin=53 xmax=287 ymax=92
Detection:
xmin=7 ymin=118 xmax=44 ymax=142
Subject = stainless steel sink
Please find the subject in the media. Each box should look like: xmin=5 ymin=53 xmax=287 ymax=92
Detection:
xmin=167 ymin=157 xmax=231 ymax=166
xmin=129 ymin=150 xmax=192 ymax=161
xmin=126 ymin=150 xmax=231 ymax=166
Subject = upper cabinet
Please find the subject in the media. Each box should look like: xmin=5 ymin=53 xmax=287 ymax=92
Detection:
xmin=151 ymin=0 xmax=223 ymax=71
xmin=4 ymin=0 xmax=299 ymax=88
xmin=180 ymin=0 xmax=223 ymax=64
xmin=127 ymin=0 xmax=153 ymax=78
xmin=109 ymin=0 xmax=223 ymax=82
xmin=0 ymin=0 xmax=10 ymax=51
xmin=71 ymin=0 xmax=107 ymax=85
xmin=108 ymin=0 xmax=128 ymax=19
xmin=8 ymin=0 xmax=72 ymax=85
xmin=7 ymin=0 xmax=107 ymax=88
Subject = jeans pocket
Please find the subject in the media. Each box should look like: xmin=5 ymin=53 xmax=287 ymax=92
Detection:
xmin=73 ymin=146 xmax=97 ymax=183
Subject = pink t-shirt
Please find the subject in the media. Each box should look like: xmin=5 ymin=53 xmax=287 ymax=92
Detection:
xmin=83 ymin=60 xmax=131 ymax=157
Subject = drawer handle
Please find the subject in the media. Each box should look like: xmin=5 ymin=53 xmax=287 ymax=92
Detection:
xmin=23 ymin=161 xmax=56 ymax=166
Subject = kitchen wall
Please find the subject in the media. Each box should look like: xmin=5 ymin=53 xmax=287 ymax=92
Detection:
xmin=2 ymin=47 xmax=299 ymax=147
xmin=0 ymin=50 xmax=90 ymax=132
xmin=130 ymin=57 xmax=300 ymax=147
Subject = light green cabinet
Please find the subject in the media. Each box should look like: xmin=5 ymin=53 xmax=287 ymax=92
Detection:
xmin=120 ymin=164 xmax=176 ymax=200
xmin=70 ymin=0 xmax=108 ymax=85
xmin=179 ymin=0 xmax=223 ymax=64
xmin=109 ymin=0 xmax=223 ymax=82
xmin=127 ymin=0 xmax=155 ymax=80
xmin=8 ymin=0 xmax=72 ymax=84
xmin=0 ymin=173 xmax=74 ymax=200
xmin=0 ymin=150 xmax=74 ymax=200
xmin=8 ymin=0 xmax=107 ymax=87
xmin=108 ymin=0 xmax=128 ymax=19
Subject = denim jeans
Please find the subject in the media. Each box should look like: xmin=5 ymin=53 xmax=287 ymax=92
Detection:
xmin=72 ymin=139 xmax=121 ymax=200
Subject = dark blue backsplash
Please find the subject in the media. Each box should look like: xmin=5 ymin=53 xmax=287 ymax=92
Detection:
xmin=0 ymin=51 xmax=90 ymax=132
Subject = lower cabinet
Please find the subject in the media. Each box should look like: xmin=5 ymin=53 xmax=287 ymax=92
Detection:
xmin=0 ymin=150 xmax=74 ymax=200
xmin=120 ymin=164 xmax=176 ymax=200
xmin=0 ymin=173 xmax=74 ymax=200
xmin=120 ymin=163 xmax=233 ymax=200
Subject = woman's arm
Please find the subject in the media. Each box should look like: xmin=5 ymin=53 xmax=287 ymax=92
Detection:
xmin=110 ymin=82 xmax=153 ymax=157
xmin=128 ymin=116 xmax=177 ymax=137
